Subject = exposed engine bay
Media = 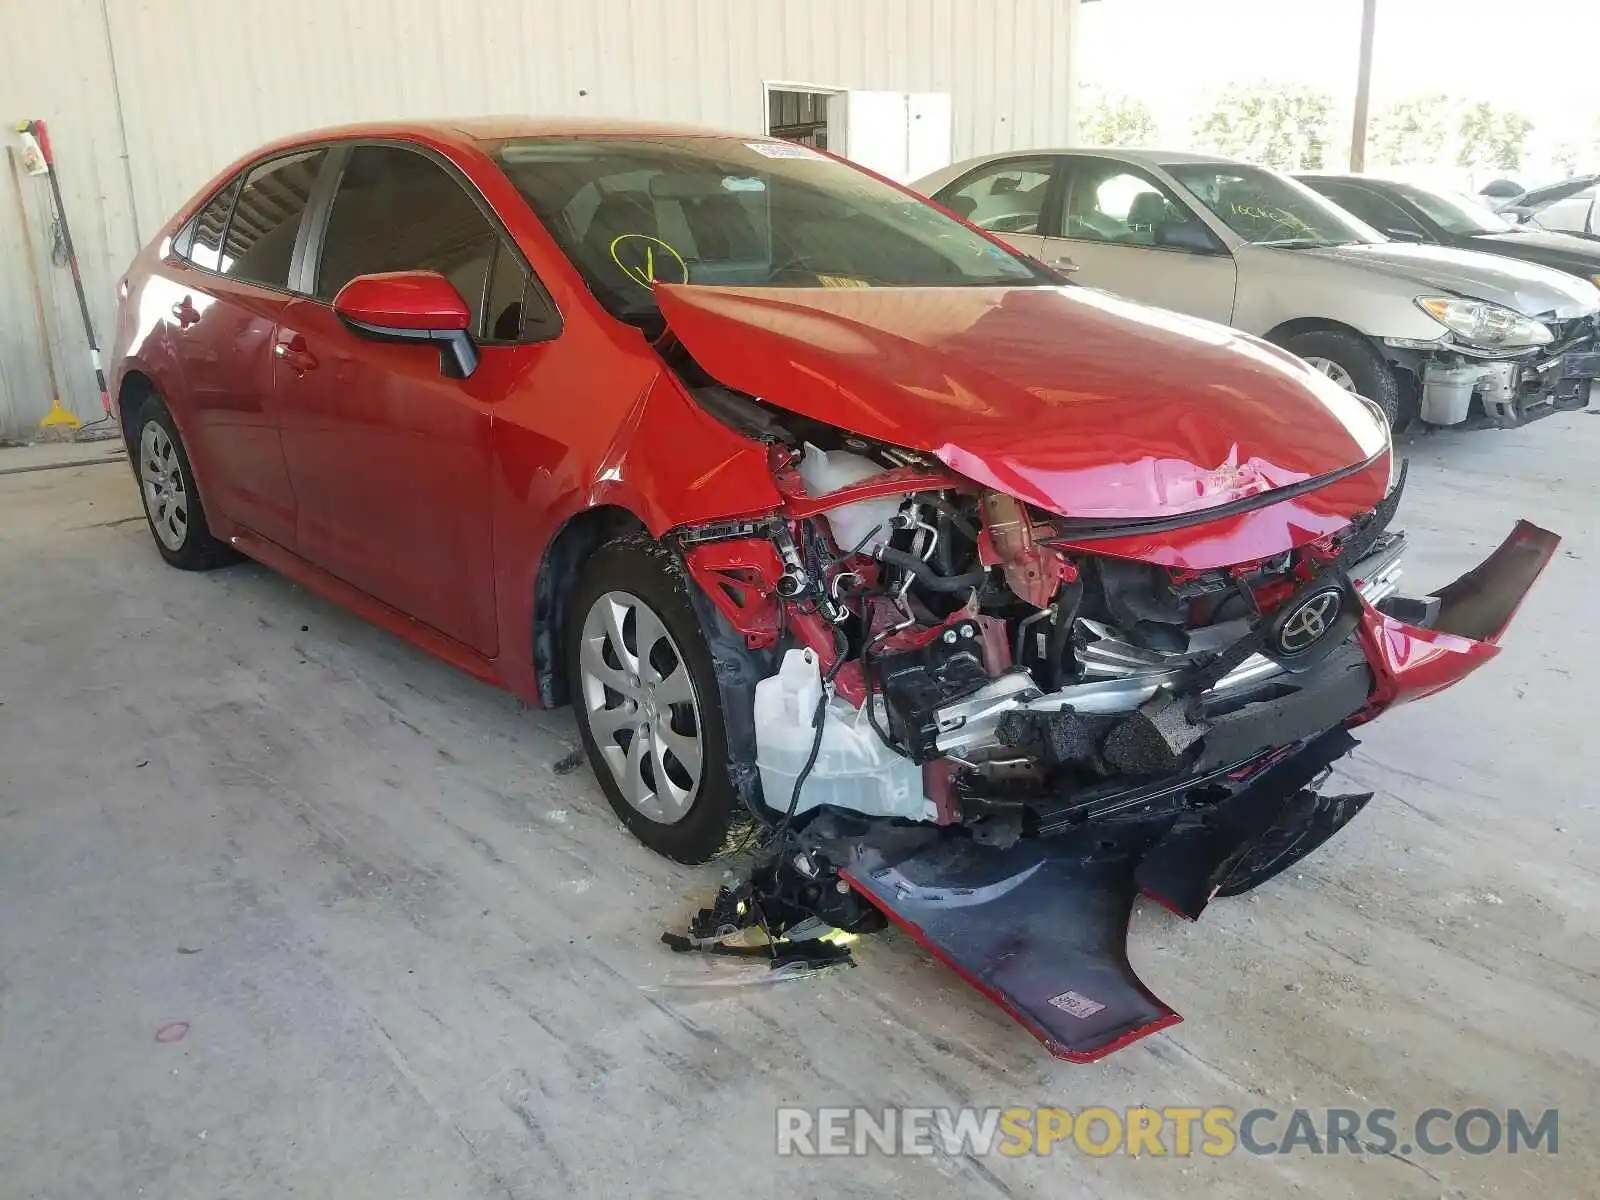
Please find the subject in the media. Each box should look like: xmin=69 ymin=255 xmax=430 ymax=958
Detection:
xmin=677 ymin=396 xmax=1410 ymax=839
xmin=664 ymin=377 xmax=1558 ymax=1062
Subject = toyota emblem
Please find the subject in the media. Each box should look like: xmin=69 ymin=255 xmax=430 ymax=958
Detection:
xmin=1276 ymin=587 xmax=1343 ymax=655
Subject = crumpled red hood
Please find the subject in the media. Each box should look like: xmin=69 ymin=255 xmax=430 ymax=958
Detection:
xmin=655 ymin=283 xmax=1390 ymax=522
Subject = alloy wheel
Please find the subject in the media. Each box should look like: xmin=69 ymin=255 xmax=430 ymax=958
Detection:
xmin=139 ymin=422 xmax=189 ymax=551
xmin=1304 ymin=356 xmax=1359 ymax=393
xmin=577 ymin=590 xmax=704 ymax=824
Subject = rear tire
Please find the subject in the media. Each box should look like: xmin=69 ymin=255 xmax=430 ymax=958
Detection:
xmin=131 ymin=394 xmax=239 ymax=571
xmin=1282 ymin=328 xmax=1402 ymax=428
xmin=566 ymin=536 xmax=758 ymax=864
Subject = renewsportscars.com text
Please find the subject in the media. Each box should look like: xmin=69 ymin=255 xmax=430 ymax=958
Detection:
xmin=775 ymin=1105 xmax=1559 ymax=1158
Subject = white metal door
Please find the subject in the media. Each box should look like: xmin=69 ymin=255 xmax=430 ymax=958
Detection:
xmin=906 ymin=93 xmax=953 ymax=183
xmin=845 ymin=91 xmax=952 ymax=184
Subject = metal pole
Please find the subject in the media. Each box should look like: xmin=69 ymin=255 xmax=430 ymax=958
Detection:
xmin=97 ymin=0 xmax=143 ymax=243
xmin=1349 ymin=0 xmax=1377 ymax=172
xmin=20 ymin=120 xmax=112 ymax=416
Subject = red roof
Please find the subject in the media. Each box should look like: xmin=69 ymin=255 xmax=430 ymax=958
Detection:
xmin=257 ymin=115 xmax=733 ymax=152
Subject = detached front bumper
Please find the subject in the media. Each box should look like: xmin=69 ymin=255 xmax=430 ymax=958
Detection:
xmin=840 ymin=521 xmax=1559 ymax=1063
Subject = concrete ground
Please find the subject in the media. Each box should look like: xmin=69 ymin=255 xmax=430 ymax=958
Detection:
xmin=1 ymin=419 xmax=1595 ymax=1200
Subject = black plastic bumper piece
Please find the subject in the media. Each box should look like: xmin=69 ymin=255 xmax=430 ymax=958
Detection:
xmin=1135 ymin=726 xmax=1364 ymax=919
xmin=843 ymin=822 xmax=1181 ymax=1062
xmin=839 ymin=728 xmax=1371 ymax=1062
xmin=1198 ymin=639 xmax=1373 ymax=769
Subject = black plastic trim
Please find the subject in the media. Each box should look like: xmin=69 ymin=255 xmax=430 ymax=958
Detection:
xmin=338 ymin=315 xmax=480 ymax=379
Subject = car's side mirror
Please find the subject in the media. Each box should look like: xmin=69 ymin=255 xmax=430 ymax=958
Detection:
xmin=1154 ymin=220 xmax=1222 ymax=254
xmin=1386 ymin=227 xmax=1425 ymax=243
xmin=333 ymin=271 xmax=479 ymax=379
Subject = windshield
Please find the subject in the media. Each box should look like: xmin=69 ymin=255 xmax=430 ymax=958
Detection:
xmin=1390 ymin=183 xmax=1515 ymax=235
xmin=492 ymin=137 xmax=1045 ymax=321
xmin=1165 ymin=163 xmax=1382 ymax=247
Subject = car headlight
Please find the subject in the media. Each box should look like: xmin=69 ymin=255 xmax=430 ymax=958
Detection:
xmin=1415 ymin=296 xmax=1552 ymax=349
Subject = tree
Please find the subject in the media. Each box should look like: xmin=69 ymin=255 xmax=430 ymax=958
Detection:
xmin=1550 ymin=117 xmax=1600 ymax=178
xmin=1368 ymin=94 xmax=1453 ymax=169
xmin=1077 ymin=89 xmax=1159 ymax=148
xmin=1456 ymin=102 xmax=1534 ymax=173
xmin=1192 ymin=83 xmax=1334 ymax=170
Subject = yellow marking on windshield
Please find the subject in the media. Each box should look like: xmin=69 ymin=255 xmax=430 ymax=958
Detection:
xmin=609 ymin=233 xmax=689 ymax=290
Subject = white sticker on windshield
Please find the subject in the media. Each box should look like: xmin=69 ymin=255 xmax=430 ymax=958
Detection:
xmin=745 ymin=141 xmax=826 ymax=161
xmin=721 ymin=176 xmax=767 ymax=192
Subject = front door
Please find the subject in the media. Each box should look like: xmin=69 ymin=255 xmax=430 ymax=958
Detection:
xmin=271 ymin=144 xmax=535 ymax=657
xmin=1042 ymin=157 xmax=1238 ymax=325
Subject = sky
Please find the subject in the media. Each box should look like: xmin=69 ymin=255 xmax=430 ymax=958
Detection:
xmin=1077 ymin=0 xmax=1600 ymax=179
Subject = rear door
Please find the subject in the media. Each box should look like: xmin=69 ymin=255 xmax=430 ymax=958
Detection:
xmin=165 ymin=149 xmax=328 ymax=546
xmin=930 ymin=156 xmax=1063 ymax=262
xmin=272 ymin=142 xmax=552 ymax=656
xmin=1039 ymin=156 xmax=1237 ymax=324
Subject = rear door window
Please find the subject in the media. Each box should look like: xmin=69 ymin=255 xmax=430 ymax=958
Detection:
xmin=219 ymin=149 xmax=328 ymax=288
xmin=937 ymin=159 xmax=1057 ymax=235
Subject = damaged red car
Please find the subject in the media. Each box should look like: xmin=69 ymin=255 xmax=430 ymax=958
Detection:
xmin=111 ymin=119 xmax=1557 ymax=1063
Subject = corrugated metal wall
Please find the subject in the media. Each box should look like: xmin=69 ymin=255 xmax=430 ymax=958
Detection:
xmin=0 ymin=0 xmax=1079 ymax=438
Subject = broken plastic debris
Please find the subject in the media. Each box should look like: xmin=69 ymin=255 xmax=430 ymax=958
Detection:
xmin=641 ymin=958 xmax=845 ymax=996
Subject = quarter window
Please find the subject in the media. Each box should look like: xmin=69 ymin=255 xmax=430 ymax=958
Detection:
xmin=182 ymin=179 xmax=241 ymax=270
xmin=220 ymin=149 xmax=327 ymax=287
xmin=482 ymin=239 xmax=533 ymax=341
xmin=315 ymin=146 xmax=498 ymax=333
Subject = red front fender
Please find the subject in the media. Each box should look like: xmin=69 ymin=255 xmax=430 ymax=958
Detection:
xmin=1356 ymin=520 xmax=1559 ymax=717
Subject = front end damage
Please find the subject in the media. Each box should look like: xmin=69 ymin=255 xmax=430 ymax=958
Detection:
xmin=1403 ymin=314 xmax=1600 ymax=427
xmin=665 ymin=434 xmax=1556 ymax=1059
xmin=646 ymin=283 xmax=1557 ymax=1061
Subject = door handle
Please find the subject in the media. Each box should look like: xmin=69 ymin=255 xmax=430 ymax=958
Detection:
xmin=171 ymin=297 xmax=200 ymax=327
xmin=273 ymin=335 xmax=318 ymax=373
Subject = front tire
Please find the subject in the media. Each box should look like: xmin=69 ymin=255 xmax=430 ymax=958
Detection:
xmin=132 ymin=394 xmax=238 ymax=571
xmin=1282 ymin=328 xmax=1403 ymax=428
xmin=566 ymin=536 xmax=756 ymax=863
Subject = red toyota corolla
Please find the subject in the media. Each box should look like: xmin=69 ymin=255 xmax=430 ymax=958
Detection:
xmin=111 ymin=118 xmax=1556 ymax=1062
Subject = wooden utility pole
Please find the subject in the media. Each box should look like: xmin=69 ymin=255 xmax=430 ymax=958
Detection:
xmin=1349 ymin=0 xmax=1378 ymax=171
